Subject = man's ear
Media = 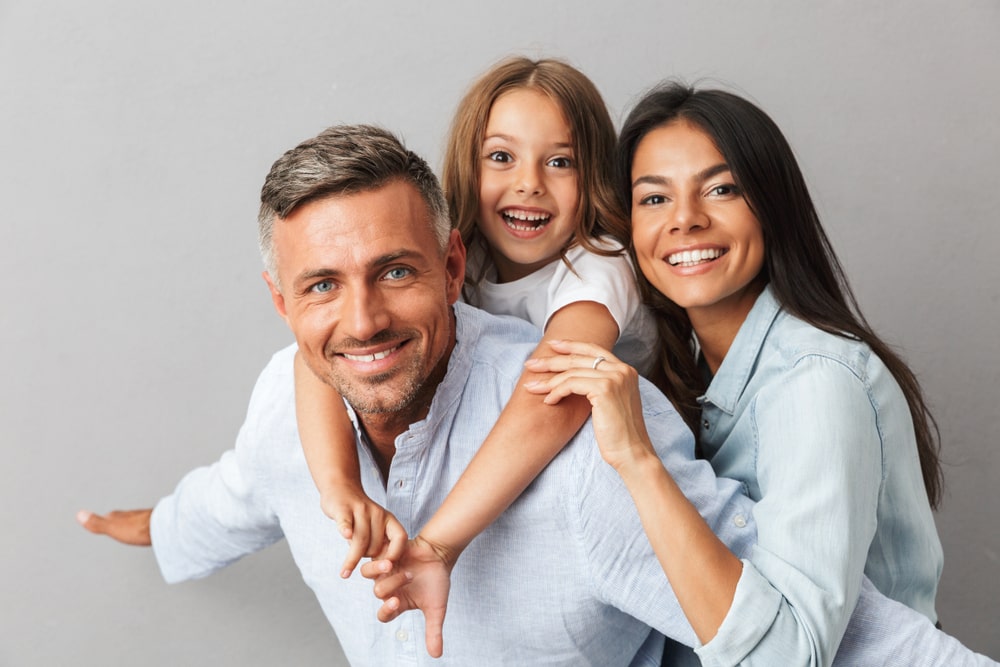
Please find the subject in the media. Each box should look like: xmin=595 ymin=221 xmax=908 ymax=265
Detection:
xmin=263 ymin=271 xmax=290 ymax=325
xmin=444 ymin=229 xmax=466 ymax=305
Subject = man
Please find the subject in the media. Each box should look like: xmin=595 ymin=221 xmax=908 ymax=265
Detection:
xmin=79 ymin=125 xmax=992 ymax=666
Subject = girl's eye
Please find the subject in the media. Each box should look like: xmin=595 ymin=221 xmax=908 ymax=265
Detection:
xmin=547 ymin=156 xmax=573 ymax=169
xmin=311 ymin=280 xmax=334 ymax=294
xmin=383 ymin=267 xmax=412 ymax=281
xmin=486 ymin=150 xmax=512 ymax=163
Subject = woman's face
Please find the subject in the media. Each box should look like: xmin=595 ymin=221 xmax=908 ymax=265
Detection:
xmin=630 ymin=120 xmax=765 ymax=330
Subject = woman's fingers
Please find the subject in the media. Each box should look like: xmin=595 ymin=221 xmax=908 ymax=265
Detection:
xmin=526 ymin=340 xmax=621 ymax=374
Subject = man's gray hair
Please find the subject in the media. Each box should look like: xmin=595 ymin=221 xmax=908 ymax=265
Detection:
xmin=258 ymin=124 xmax=451 ymax=285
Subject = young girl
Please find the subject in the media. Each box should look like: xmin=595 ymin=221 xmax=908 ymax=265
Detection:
xmin=294 ymin=57 xmax=656 ymax=601
xmin=526 ymin=82 xmax=945 ymax=664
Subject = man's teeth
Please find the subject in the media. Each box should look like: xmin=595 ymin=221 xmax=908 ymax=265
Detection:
xmin=668 ymin=248 xmax=724 ymax=267
xmin=343 ymin=346 xmax=398 ymax=363
xmin=502 ymin=210 xmax=550 ymax=230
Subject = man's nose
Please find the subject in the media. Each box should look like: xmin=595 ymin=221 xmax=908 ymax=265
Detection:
xmin=341 ymin=285 xmax=390 ymax=341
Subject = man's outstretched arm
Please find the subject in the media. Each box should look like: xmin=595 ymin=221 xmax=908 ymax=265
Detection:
xmin=77 ymin=509 xmax=152 ymax=546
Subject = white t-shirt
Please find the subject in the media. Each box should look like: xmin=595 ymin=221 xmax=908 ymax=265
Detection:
xmin=465 ymin=238 xmax=657 ymax=374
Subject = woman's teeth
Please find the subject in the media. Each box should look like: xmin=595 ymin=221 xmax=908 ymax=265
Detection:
xmin=668 ymin=248 xmax=724 ymax=267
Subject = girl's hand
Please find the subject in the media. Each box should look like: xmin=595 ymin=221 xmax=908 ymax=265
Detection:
xmin=523 ymin=340 xmax=657 ymax=472
xmin=321 ymin=485 xmax=408 ymax=579
xmin=361 ymin=535 xmax=452 ymax=658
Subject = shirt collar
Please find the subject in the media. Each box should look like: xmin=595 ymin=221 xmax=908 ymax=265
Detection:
xmin=700 ymin=284 xmax=781 ymax=414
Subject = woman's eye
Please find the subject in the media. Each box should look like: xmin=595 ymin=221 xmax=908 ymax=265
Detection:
xmin=486 ymin=150 xmax=512 ymax=163
xmin=547 ymin=156 xmax=572 ymax=168
xmin=709 ymin=184 xmax=739 ymax=197
xmin=311 ymin=281 xmax=334 ymax=294
xmin=638 ymin=194 xmax=666 ymax=206
xmin=384 ymin=267 xmax=411 ymax=281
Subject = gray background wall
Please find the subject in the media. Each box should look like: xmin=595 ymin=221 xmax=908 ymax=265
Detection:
xmin=1 ymin=1 xmax=997 ymax=665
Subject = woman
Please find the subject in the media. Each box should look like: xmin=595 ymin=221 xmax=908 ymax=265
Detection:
xmin=526 ymin=81 xmax=944 ymax=665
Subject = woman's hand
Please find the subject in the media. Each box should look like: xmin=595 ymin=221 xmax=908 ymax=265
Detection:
xmin=523 ymin=340 xmax=657 ymax=473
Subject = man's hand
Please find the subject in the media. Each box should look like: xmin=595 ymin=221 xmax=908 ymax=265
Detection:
xmin=320 ymin=488 xmax=408 ymax=579
xmin=361 ymin=535 xmax=453 ymax=658
xmin=76 ymin=509 xmax=152 ymax=546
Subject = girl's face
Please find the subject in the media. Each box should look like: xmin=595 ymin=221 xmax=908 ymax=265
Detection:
xmin=477 ymin=88 xmax=580 ymax=283
xmin=630 ymin=120 xmax=765 ymax=330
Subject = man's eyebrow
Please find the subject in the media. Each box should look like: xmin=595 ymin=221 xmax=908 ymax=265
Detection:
xmin=631 ymin=163 xmax=731 ymax=190
xmin=292 ymin=249 xmax=419 ymax=288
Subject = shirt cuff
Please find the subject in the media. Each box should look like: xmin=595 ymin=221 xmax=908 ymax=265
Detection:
xmin=695 ymin=559 xmax=782 ymax=667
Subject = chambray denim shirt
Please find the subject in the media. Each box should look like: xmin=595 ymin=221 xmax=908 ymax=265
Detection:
xmin=151 ymin=303 xmax=988 ymax=667
xmin=696 ymin=285 xmax=944 ymax=662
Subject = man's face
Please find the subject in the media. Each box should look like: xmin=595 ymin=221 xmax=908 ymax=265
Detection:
xmin=265 ymin=180 xmax=465 ymax=423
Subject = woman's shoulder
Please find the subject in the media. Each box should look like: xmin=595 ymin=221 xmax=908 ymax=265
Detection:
xmin=764 ymin=308 xmax=880 ymax=380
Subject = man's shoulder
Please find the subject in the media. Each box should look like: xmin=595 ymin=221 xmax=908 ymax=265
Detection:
xmin=455 ymin=301 xmax=541 ymax=370
xmin=243 ymin=342 xmax=298 ymax=426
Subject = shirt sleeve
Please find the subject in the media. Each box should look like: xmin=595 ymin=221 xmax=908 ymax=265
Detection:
xmin=567 ymin=380 xmax=771 ymax=649
xmin=697 ymin=354 xmax=883 ymax=667
xmin=544 ymin=247 xmax=642 ymax=338
xmin=150 ymin=353 xmax=291 ymax=583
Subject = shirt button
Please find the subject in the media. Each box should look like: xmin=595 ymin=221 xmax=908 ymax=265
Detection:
xmin=396 ymin=629 xmax=409 ymax=642
xmin=703 ymin=419 xmax=710 ymax=430
xmin=733 ymin=514 xmax=747 ymax=528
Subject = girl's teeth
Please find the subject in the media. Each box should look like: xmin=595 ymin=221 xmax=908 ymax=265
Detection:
xmin=668 ymin=248 xmax=724 ymax=266
xmin=502 ymin=211 xmax=550 ymax=231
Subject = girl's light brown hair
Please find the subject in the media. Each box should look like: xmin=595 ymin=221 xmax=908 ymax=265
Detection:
xmin=442 ymin=57 xmax=628 ymax=286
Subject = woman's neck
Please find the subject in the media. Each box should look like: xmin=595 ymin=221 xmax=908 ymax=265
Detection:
xmin=688 ymin=280 xmax=767 ymax=375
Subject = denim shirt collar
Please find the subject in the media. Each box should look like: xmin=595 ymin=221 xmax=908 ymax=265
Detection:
xmin=699 ymin=284 xmax=781 ymax=415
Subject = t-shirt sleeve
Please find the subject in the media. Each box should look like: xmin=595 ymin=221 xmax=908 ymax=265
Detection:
xmin=544 ymin=247 xmax=642 ymax=339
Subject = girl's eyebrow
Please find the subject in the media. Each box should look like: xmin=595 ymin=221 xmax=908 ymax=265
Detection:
xmin=482 ymin=133 xmax=573 ymax=150
xmin=631 ymin=163 xmax=730 ymax=190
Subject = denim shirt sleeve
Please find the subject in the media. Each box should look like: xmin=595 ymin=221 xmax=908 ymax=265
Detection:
xmin=697 ymin=353 xmax=883 ymax=667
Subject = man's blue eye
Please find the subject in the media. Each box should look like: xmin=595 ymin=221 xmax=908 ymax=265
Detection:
xmin=312 ymin=281 xmax=333 ymax=293
xmin=385 ymin=268 xmax=410 ymax=280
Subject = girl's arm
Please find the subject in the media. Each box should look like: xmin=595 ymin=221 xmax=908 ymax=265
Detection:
xmin=416 ymin=300 xmax=619 ymax=565
xmin=524 ymin=340 xmax=742 ymax=643
xmin=294 ymin=351 xmax=407 ymax=577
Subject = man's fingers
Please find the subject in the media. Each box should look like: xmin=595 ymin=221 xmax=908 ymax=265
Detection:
xmin=77 ymin=510 xmax=103 ymax=534
xmin=77 ymin=509 xmax=152 ymax=546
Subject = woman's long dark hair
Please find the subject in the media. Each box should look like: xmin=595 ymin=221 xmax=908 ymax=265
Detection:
xmin=617 ymin=82 xmax=943 ymax=508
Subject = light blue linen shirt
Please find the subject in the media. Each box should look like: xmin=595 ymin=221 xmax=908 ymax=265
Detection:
xmin=150 ymin=302 xmax=988 ymax=667
xmin=695 ymin=285 xmax=944 ymax=662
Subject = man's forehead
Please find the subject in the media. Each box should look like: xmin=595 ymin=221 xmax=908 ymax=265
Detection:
xmin=274 ymin=182 xmax=439 ymax=279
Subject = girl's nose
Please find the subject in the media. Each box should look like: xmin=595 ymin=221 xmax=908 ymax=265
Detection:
xmin=515 ymin=163 xmax=544 ymax=196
